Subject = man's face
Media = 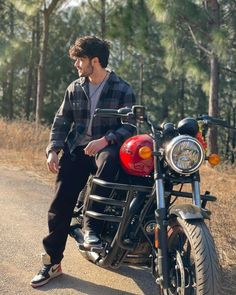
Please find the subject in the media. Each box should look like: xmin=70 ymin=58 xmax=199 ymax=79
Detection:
xmin=74 ymin=56 xmax=93 ymax=77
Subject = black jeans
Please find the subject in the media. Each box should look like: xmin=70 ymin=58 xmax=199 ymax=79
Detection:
xmin=42 ymin=144 xmax=120 ymax=264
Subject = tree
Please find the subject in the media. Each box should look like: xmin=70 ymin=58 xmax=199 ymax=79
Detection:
xmin=86 ymin=0 xmax=121 ymax=39
xmin=36 ymin=0 xmax=63 ymax=126
xmin=148 ymin=0 xmax=235 ymax=154
xmin=1 ymin=0 xmax=236 ymax=163
xmin=205 ymin=0 xmax=220 ymax=154
xmin=108 ymin=0 xmax=166 ymax=116
xmin=24 ymin=15 xmax=39 ymax=120
xmin=87 ymin=0 xmax=106 ymax=39
xmin=0 ymin=0 xmax=43 ymax=119
xmin=0 ymin=1 xmax=29 ymax=119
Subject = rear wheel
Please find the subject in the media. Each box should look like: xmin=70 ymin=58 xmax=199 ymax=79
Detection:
xmin=160 ymin=217 xmax=221 ymax=295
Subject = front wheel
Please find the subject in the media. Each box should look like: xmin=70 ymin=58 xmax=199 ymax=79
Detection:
xmin=160 ymin=218 xmax=221 ymax=295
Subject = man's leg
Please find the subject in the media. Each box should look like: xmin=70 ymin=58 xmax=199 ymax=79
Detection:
xmin=43 ymin=146 xmax=94 ymax=263
xmin=95 ymin=145 xmax=120 ymax=181
xmin=31 ymin=147 xmax=95 ymax=287
xmin=83 ymin=145 xmax=120 ymax=243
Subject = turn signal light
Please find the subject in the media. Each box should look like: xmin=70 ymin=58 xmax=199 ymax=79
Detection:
xmin=154 ymin=224 xmax=158 ymax=248
xmin=138 ymin=146 xmax=152 ymax=159
xmin=208 ymin=153 xmax=221 ymax=166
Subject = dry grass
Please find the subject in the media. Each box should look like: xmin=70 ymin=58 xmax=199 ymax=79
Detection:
xmin=199 ymin=165 xmax=236 ymax=293
xmin=0 ymin=118 xmax=53 ymax=183
xmin=0 ymin=118 xmax=236 ymax=292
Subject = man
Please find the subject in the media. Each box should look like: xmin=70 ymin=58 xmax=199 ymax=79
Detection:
xmin=30 ymin=36 xmax=136 ymax=288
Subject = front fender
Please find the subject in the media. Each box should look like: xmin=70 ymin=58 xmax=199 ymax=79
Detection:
xmin=169 ymin=204 xmax=211 ymax=220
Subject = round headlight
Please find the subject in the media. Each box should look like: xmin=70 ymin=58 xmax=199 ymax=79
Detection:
xmin=165 ymin=135 xmax=204 ymax=174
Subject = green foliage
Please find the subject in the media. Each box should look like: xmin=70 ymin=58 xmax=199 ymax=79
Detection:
xmin=1 ymin=0 xmax=236 ymax=160
xmin=211 ymin=28 xmax=231 ymax=61
xmin=9 ymin=0 xmax=42 ymax=16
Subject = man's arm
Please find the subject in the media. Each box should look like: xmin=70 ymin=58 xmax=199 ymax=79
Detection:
xmin=46 ymin=150 xmax=59 ymax=174
xmin=105 ymin=85 xmax=136 ymax=145
xmin=46 ymin=88 xmax=73 ymax=157
xmin=84 ymin=85 xmax=136 ymax=156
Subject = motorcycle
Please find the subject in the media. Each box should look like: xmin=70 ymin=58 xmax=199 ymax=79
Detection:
xmin=70 ymin=105 xmax=226 ymax=295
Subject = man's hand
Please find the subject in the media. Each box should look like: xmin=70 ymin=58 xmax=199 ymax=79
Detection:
xmin=84 ymin=137 xmax=108 ymax=156
xmin=47 ymin=151 xmax=59 ymax=173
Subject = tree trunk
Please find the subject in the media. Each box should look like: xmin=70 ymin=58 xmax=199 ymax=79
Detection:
xmin=207 ymin=0 xmax=220 ymax=154
xmin=178 ymin=77 xmax=185 ymax=119
xmin=25 ymin=18 xmax=36 ymax=120
xmin=139 ymin=58 xmax=143 ymax=105
xmin=208 ymin=55 xmax=219 ymax=154
xmin=233 ymin=107 xmax=236 ymax=149
xmin=7 ymin=65 xmax=14 ymax=119
xmin=1 ymin=80 xmax=8 ymax=117
xmin=225 ymin=108 xmax=230 ymax=158
xmin=88 ymin=0 xmax=107 ymax=39
xmin=36 ymin=10 xmax=49 ymax=125
xmin=161 ymin=96 xmax=169 ymax=121
xmin=7 ymin=3 xmax=15 ymax=119
xmin=33 ymin=13 xmax=40 ymax=117
xmin=196 ymin=84 xmax=207 ymax=115
xmin=35 ymin=0 xmax=61 ymax=126
xmin=101 ymin=0 xmax=106 ymax=39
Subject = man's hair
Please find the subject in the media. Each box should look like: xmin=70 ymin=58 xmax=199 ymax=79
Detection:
xmin=69 ymin=36 xmax=110 ymax=68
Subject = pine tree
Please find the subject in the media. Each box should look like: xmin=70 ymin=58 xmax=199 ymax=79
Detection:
xmin=148 ymin=0 xmax=236 ymax=154
xmin=36 ymin=0 xmax=64 ymax=126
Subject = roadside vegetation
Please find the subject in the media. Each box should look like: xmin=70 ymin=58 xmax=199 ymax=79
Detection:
xmin=1 ymin=1 xmax=236 ymax=158
xmin=0 ymin=118 xmax=236 ymax=293
xmin=0 ymin=118 xmax=52 ymax=183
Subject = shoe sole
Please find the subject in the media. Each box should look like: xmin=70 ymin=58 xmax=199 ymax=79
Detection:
xmin=30 ymin=271 xmax=62 ymax=288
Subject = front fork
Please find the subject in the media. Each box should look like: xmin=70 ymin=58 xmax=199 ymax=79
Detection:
xmin=154 ymin=173 xmax=202 ymax=289
xmin=192 ymin=179 xmax=201 ymax=207
xmin=154 ymin=177 xmax=169 ymax=289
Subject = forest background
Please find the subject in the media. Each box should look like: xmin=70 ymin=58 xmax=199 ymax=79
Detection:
xmin=1 ymin=0 xmax=236 ymax=159
xmin=1 ymin=1 xmax=236 ymax=293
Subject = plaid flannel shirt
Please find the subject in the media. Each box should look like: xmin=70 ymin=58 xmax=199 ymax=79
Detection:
xmin=46 ymin=71 xmax=136 ymax=155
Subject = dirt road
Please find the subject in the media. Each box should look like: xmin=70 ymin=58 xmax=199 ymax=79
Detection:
xmin=0 ymin=166 xmax=159 ymax=295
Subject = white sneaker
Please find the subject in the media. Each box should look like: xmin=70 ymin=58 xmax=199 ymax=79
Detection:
xmin=30 ymin=253 xmax=62 ymax=288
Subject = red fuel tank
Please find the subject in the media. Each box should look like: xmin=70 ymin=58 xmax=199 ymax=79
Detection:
xmin=119 ymin=134 xmax=154 ymax=176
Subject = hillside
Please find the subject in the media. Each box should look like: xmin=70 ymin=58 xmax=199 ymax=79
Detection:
xmin=0 ymin=118 xmax=235 ymax=293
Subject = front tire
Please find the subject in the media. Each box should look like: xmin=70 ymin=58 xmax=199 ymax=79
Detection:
xmin=160 ymin=217 xmax=221 ymax=295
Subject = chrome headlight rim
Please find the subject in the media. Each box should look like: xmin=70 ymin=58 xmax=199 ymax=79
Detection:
xmin=165 ymin=135 xmax=204 ymax=174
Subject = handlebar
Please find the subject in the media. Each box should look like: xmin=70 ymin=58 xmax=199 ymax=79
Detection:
xmin=94 ymin=106 xmax=236 ymax=132
xmin=94 ymin=105 xmax=147 ymax=122
xmin=197 ymin=114 xmax=236 ymax=130
xmin=94 ymin=108 xmax=124 ymax=117
xmin=94 ymin=105 xmax=156 ymax=132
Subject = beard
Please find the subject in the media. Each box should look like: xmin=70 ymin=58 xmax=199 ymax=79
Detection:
xmin=78 ymin=60 xmax=93 ymax=77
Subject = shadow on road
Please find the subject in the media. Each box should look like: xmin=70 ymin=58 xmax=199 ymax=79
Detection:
xmin=38 ymin=273 xmax=136 ymax=295
xmin=222 ymin=265 xmax=236 ymax=295
xmin=38 ymin=265 xmax=160 ymax=295
xmin=115 ymin=265 xmax=160 ymax=295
